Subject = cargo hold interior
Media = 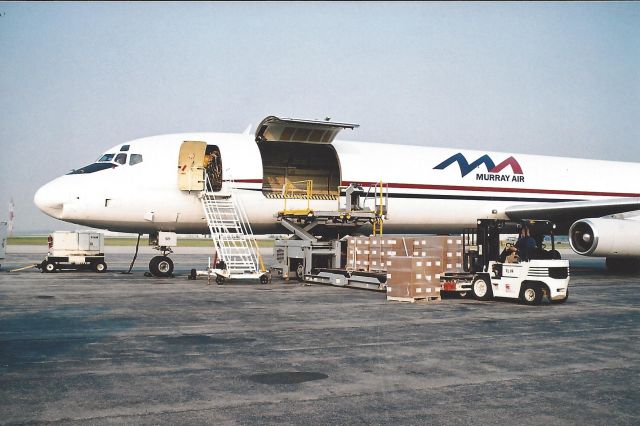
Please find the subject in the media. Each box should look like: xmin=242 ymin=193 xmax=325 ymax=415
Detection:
xmin=258 ymin=141 xmax=341 ymax=199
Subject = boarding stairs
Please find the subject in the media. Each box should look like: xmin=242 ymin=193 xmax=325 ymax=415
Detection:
xmin=199 ymin=172 xmax=266 ymax=283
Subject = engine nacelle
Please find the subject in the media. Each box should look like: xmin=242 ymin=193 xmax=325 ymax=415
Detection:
xmin=569 ymin=218 xmax=640 ymax=257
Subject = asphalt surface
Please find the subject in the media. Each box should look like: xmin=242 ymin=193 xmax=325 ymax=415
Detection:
xmin=0 ymin=246 xmax=638 ymax=425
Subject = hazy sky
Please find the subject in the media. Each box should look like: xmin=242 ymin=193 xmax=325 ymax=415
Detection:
xmin=1 ymin=2 xmax=639 ymax=233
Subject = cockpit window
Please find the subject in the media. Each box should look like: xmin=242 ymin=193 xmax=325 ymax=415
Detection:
xmin=67 ymin=163 xmax=116 ymax=175
xmin=98 ymin=153 xmax=115 ymax=162
xmin=120 ymin=145 xmax=130 ymax=152
xmin=129 ymin=154 xmax=143 ymax=166
xmin=114 ymin=153 xmax=127 ymax=165
xmin=69 ymin=149 xmax=141 ymax=174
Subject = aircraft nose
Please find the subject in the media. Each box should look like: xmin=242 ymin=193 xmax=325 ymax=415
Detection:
xmin=34 ymin=180 xmax=65 ymax=219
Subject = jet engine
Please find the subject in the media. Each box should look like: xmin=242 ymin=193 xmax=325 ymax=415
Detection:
xmin=569 ymin=218 xmax=640 ymax=257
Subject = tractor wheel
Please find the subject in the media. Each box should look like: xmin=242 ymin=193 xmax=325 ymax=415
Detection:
xmin=520 ymin=283 xmax=543 ymax=305
xmin=471 ymin=277 xmax=493 ymax=301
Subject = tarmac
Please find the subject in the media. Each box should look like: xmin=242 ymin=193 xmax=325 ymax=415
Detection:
xmin=0 ymin=245 xmax=638 ymax=425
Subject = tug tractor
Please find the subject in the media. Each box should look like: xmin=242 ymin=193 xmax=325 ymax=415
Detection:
xmin=441 ymin=219 xmax=570 ymax=305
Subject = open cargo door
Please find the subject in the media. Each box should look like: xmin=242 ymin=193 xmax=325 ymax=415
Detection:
xmin=177 ymin=141 xmax=207 ymax=191
xmin=256 ymin=116 xmax=358 ymax=144
xmin=255 ymin=116 xmax=358 ymax=199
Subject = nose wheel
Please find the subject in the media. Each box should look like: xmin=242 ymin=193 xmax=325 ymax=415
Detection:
xmin=149 ymin=255 xmax=174 ymax=277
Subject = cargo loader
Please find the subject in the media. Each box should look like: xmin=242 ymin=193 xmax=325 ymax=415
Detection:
xmin=440 ymin=219 xmax=570 ymax=305
xmin=271 ymin=181 xmax=387 ymax=282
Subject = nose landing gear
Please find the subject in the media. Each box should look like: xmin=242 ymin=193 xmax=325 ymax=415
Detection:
xmin=149 ymin=255 xmax=174 ymax=277
xmin=149 ymin=245 xmax=175 ymax=277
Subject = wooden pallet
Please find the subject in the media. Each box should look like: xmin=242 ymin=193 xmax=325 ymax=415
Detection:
xmin=386 ymin=295 xmax=441 ymax=303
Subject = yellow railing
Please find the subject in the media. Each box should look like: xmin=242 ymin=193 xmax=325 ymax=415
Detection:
xmin=281 ymin=179 xmax=313 ymax=215
xmin=372 ymin=181 xmax=384 ymax=236
xmin=337 ymin=181 xmax=387 ymax=236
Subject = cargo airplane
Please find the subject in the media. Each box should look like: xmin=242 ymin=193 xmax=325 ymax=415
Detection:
xmin=34 ymin=116 xmax=640 ymax=276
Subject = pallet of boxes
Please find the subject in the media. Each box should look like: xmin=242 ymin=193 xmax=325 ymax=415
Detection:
xmin=346 ymin=235 xmax=464 ymax=303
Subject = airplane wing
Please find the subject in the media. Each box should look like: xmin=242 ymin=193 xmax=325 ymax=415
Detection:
xmin=505 ymin=197 xmax=640 ymax=231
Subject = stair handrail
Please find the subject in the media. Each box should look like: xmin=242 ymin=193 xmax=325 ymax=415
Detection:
xmin=221 ymin=169 xmax=262 ymax=272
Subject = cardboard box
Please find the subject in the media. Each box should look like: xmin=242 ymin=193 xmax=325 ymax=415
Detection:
xmin=370 ymin=237 xmax=410 ymax=253
xmin=352 ymin=234 xmax=465 ymax=273
xmin=385 ymin=256 xmax=413 ymax=284
xmin=386 ymin=282 xmax=441 ymax=300
xmin=386 ymin=256 xmax=443 ymax=283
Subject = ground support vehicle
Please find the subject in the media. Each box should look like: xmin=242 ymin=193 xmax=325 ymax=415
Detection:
xmin=271 ymin=182 xmax=387 ymax=282
xmin=441 ymin=219 xmax=570 ymax=305
xmin=37 ymin=231 xmax=107 ymax=273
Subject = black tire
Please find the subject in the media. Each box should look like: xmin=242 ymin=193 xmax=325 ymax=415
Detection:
xmin=520 ymin=283 xmax=543 ymax=305
xmin=149 ymin=257 xmax=159 ymax=274
xmin=149 ymin=256 xmax=173 ymax=277
xmin=92 ymin=261 xmax=107 ymax=273
xmin=260 ymin=274 xmax=269 ymax=285
xmin=216 ymin=275 xmax=225 ymax=285
xmin=551 ymin=289 xmax=569 ymax=304
xmin=189 ymin=269 xmax=197 ymax=280
xmin=471 ymin=277 xmax=493 ymax=301
xmin=42 ymin=261 xmax=56 ymax=273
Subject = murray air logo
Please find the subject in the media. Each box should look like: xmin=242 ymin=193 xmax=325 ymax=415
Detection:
xmin=434 ymin=153 xmax=525 ymax=182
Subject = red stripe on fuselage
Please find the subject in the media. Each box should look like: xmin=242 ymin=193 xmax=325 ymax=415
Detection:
xmin=233 ymin=179 xmax=263 ymax=184
xmin=344 ymin=181 xmax=640 ymax=198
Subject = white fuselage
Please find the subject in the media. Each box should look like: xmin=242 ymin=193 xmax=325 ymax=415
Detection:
xmin=34 ymin=132 xmax=640 ymax=235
